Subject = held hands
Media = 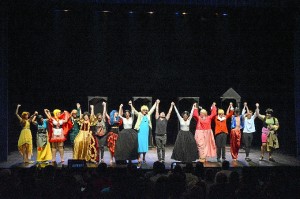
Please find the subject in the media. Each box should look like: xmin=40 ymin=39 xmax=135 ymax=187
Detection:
xmin=212 ymin=102 xmax=216 ymax=106
xmin=128 ymin=100 xmax=132 ymax=105
xmin=120 ymin=104 xmax=123 ymax=108
xmin=244 ymin=102 xmax=247 ymax=107
xmin=102 ymin=101 xmax=106 ymax=106
xmin=34 ymin=111 xmax=38 ymax=115
xmin=256 ymin=103 xmax=259 ymax=107
xmin=156 ymin=99 xmax=160 ymax=104
xmin=44 ymin=109 xmax=50 ymax=113
xmin=171 ymin=102 xmax=175 ymax=106
xmin=90 ymin=105 xmax=94 ymax=109
xmin=17 ymin=104 xmax=21 ymax=108
xmin=193 ymin=103 xmax=197 ymax=109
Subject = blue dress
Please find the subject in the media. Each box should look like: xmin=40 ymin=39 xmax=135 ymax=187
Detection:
xmin=138 ymin=115 xmax=149 ymax=152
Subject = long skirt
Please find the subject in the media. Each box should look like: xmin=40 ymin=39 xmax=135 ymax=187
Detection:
xmin=194 ymin=129 xmax=216 ymax=160
xmin=18 ymin=128 xmax=33 ymax=159
xmin=115 ymin=129 xmax=138 ymax=160
xmin=73 ymin=130 xmax=97 ymax=162
xmin=36 ymin=132 xmax=52 ymax=162
xmin=107 ymin=132 xmax=118 ymax=157
xmin=171 ymin=130 xmax=198 ymax=162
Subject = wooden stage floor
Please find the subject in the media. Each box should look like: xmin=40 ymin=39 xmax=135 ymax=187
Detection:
xmin=1 ymin=145 xmax=300 ymax=169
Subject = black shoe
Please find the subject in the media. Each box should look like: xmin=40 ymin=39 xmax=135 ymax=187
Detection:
xmin=269 ymin=157 xmax=275 ymax=162
xmin=217 ymin=158 xmax=221 ymax=163
xmin=259 ymin=156 xmax=263 ymax=161
xmin=245 ymin=157 xmax=251 ymax=162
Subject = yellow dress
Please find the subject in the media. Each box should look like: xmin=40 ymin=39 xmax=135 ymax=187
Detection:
xmin=73 ymin=120 xmax=97 ymax=162
xmin=17 ymin=120 xmax=33 ymax=159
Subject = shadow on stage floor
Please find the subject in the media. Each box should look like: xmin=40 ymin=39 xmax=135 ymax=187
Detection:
xmin=1 ymin=145 xmax=300 ymax=169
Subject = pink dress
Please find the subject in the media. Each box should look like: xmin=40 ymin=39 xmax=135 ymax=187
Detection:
xmin=193 ymin=107 xmax=217 ymax=161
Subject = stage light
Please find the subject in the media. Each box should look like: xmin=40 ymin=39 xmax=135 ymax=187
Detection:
xmin=129 ymin=11 xmax=134 ymax=14
xmin=182 ymin=12 xmax=188 ymax=15
xmin=222 ymin=13 xmax=228 ymax=16
xmin=101 ymin=11 xmax=111 ymax=13
xmin=147 ymin=11 xmax=154 ymax=15
xmin=175 ymin=12 xmax=180 ymax=15
xmin=64 ymin=10 xmax=69 ymax=12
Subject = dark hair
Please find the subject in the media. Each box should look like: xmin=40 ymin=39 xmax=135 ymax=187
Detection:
xmin=181 ymin=111 xmax=189 ymax=117
xmin=124 ymin=110 xmax=131 ymax=116
xmin=265 ymin=108 xmax=273 ymax=114
xmin=83 ymin=112 xmax=90 ymax=117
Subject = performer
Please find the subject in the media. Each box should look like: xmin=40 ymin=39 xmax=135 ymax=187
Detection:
xmin=69 ymin=103 xmax=81 ymax=147
xmin=256 ymin=103 xmax=279 ymax=162
xmin=155 ymin=100 xmax=174 ymax=163
xmin=73 ymin=105 xmax=98 ymax=162
xmin=171 ymin=103 xmax=198 ymax=162
xmin=131 ymin=100 xmax=158 ymax=164
xmin=114 ymin=101 xmax=138 ymax=162
xmin=32 ymin=114 xmax=52 ymax=163
xmin=214 ymin=102 xmax=234 ymax=162
xmin=230 ymin=107 xmax=244 ymax=161
xmin=242 ymin=102 xmax=257 ymax=162
xmin=91 ymin=102 xmax=107 ymax=163
xmin=44 ymin=108 xmax=72 ymax=163
xmin=106 ymin=107 xmax=123 ymax=165
xmin=15 ymin=104 xmax=37 ymax=163
xmin=193 ymin=102 xmax=217 ymax=163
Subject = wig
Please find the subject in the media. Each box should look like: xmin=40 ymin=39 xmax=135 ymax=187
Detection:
xmin=21 ymin=112 xmax=29 ymax=119
xmin=141 ymin=105 xmax=149 ymax=112
xmin=200 ymin=109 xmax=207 ymax=115
xmin=109 ymin=110 xmax=120 ymax=125
xmin=218 ymin=109 xmax=224 ymax=114
xmin=53 ymin=109 xmax=61 ymax=117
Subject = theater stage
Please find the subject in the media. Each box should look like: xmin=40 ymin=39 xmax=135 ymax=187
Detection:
xmin=1 ymin=146 xmax=300 ymax=169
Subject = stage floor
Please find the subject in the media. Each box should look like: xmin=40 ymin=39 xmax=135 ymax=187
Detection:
xmin=1 ymin=145 xmax=300 ymax=169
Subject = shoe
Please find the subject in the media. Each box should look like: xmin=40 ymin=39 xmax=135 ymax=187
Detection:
xmin=245 ymin=157 xmax=251 ymax=162
xmin=99 ymin=159 xmax=104 ymax=163
xmin=259 ymin=156 xmax=264 ymax=161
xmin=269 ymin=157 xmax=275 ymax=162
xmin=161 ymin=160 xmax=165 ymax=163
xmin=217 ymin=158 xmax=221 ymax=163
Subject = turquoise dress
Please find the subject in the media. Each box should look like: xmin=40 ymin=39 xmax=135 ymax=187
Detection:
xmin=138 ymin=115 xmax=149 ymax=152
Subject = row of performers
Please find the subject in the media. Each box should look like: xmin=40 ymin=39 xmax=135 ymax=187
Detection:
xmin=15 ymin=100 xmax=279 ymax=164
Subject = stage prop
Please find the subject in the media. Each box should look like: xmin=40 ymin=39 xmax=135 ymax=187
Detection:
xmin=132 ymin=96 xmax=154 ymax=148
xmin=220 ymin=88 xmax=241 ymax=109
xmin=88 ymin=96 xmax=108 ymax=114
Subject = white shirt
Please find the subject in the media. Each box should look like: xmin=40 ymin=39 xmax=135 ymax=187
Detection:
xmin=174 ymin=106 xmax=192 ymax=131
xmin=243 ymin=114 xmax=256 ymax=133
xmin=120 ymin=116 xmax=133 ymax=129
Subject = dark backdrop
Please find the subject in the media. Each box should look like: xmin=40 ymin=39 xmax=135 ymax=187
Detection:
xmin=8 ymin=6 xmax=296 ymax=154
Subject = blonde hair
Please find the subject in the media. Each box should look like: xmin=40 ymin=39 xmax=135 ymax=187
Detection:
xmin=200 ymin=109 xmax=207 ymax=115
xmin=53 ymin=109 xmax=61 ymax=116
xmin=218 ymin=109 xmax=224 ymax=114
xmin=141 ymin=105 xmax=149 ymax=111
xmin=71 ymin=109 xmax=77 ymax=114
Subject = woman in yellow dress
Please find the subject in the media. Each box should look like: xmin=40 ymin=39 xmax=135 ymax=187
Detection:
xmin=15 ymin=104 xmax=37 ymax=163
xmin=32 ymin=115 xmax=52 ymax=163
xmin=73 ymin=105 xmax=97 ymax=162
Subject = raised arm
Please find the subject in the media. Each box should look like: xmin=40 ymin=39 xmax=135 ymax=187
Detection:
xmin=174 ymin=104 xmax=181 ymax=119
xmin=119 ymin=104 xmax=124 ymax=118
xmin=29 ymin=111 xmax=38 ymax=122
xmin=255 ymin=103 xmax=265 ymax=120
xmin=129 ymin=100 xmax=138 ymax=116
xmin=192 ymin=103 xmax=199 ymax=121
xmin=188 ymin=105 xmax=195 ymax=120
xmin=31 ymin=112 xmax=37 ymax=125
xmin=226 ymin=102 xmax=234 ymax=118
xmin=44 ymin=109 xmax=52 ymax=119
xmin=166 ymin=102 xmax=174 ymax=120
xmin=155 ymin=99 xmax=160 ymax=119
xmin=15 ymin=104 xmax=22 ymax=121
xmin=208 ymin=102 xmax=217 ymax=119
xmin=148 ymin=100 xmax=158 ymax=115
xmin=76 ymin=103 xmax=81 ymax=118
xmin=102 ymin=101 xmax=107 ymax=122
xmin=241 ymin=102 xmax=247 ymax=116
